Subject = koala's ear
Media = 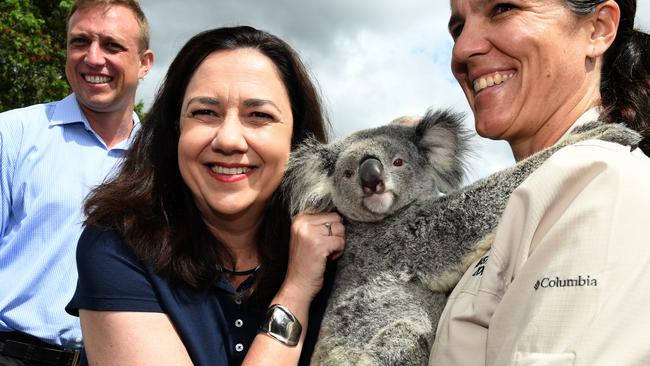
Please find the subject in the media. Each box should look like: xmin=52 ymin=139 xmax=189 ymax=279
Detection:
xmin=281 ymin=136 xmax=338 ymax=215
xmin=389 ymin=115 xmax=421 ymax=127
xmin=415 ymin=109 xmax=471 ymax=193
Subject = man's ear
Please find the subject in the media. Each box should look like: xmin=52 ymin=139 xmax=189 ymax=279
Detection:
xmin=138 ymin=49 xmax=155 ymax=79
xmin=587 ymin=0 xmax=620 ymax=59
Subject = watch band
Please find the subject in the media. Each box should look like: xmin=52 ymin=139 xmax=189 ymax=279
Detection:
xmin=259 ymin=304 xmax=302 ymax=347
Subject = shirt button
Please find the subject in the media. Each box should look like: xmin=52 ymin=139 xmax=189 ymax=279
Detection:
xmin=235 ymin=319 xmax=243 ymax=328
xmin=234 ymin=298 xmax=242 ymax=305
xmin=235 ymin=343 xmax=244 ymax=352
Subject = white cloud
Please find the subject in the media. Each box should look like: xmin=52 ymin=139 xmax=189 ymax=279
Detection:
xmin=136 ymin=1 xmax=649 ymax=183
xmin=637 ymin=2 xmax=650 ymax=31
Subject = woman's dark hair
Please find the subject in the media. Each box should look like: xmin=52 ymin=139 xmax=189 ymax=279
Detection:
xmin=566 ymin=0 xmax=650 ymax=153
xmin=84 ymin=26 xmax=330 ymax=304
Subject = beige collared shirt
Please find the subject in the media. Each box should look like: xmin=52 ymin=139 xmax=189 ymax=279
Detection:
xmin=430 ymin=115 xmax=650 ymax=365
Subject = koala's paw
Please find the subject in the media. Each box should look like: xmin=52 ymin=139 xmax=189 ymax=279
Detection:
xmin=368 ymin=322 xmax=431 ymax=366
xmin=310 ymin=347 xmax=379 ymax=366
xmin=311 ymin=320 xmax=431 ymax=366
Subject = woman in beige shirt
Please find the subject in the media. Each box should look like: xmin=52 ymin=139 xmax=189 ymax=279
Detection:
xmin=432 ymin=1 xmax=650 ymax=365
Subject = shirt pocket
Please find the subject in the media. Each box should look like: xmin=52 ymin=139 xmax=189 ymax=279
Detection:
xmin=514 ymin=352 xmax=575 ymax=366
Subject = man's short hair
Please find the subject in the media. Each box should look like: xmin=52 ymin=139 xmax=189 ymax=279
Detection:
xmin=67 ymin=0 xmax=150 ymax=52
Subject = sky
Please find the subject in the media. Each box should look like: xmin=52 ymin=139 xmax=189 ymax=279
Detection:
xmin=135 ymin=1 xmax=650 ymax=183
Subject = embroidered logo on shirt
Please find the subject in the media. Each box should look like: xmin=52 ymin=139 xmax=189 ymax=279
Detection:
xmin=533 ymin=275 xmax=598 ymax=290
xmin=471 ymin=255 xmax=489 ymax=277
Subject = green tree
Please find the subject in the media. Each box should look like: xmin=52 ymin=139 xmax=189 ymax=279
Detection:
xmin=0 ymin=0 xmax=73 ymax=112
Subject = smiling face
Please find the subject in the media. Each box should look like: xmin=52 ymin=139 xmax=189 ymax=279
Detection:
xmin=178 ymin=49 xmax=294 ymax=229
xmin=66 ymin=5 xmax=153 ymax=116
xmin=448 ymin=0 xmax=602 ymax=158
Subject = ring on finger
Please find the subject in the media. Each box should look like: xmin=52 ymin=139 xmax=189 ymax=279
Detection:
xmin=323 ymin=222 xmax=333 ymax=236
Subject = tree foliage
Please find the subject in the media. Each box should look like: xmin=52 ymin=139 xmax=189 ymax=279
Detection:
xmin=0 ymin=0 xmax=73 ymax=112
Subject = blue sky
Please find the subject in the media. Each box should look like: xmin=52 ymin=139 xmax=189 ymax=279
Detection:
xmin=136 ymin=1 xmax=650 ymax=182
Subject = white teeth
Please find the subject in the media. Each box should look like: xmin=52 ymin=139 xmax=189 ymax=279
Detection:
xmin=210 ymin=166 xmax=251 ymax=175
xmin=473 ymin=72 xmax=514 ymax=93
xmin=84 ymin=75 xmax=112 ymax=84
xmin=479 ymin=78 xmax=487 ymax=90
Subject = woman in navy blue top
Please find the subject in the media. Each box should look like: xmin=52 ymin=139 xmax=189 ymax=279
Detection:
xmin=67 ymin=227 xmax=336 ymax=365
xmin=66 ymin=26 xmax=344 ymax=366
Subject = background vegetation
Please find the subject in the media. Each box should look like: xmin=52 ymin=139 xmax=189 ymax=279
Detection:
xmin=0 ymin=0 xmax=72 ymax=112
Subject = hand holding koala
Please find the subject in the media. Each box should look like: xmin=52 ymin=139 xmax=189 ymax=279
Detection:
xmin=283 ymin=109 xmax=635 ymax=365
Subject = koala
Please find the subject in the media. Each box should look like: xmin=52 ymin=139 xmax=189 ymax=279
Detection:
xmin=282 ymin=109 xmax=641 ymax=365
xmin=283 ymin=109 xmax=475 ymax=365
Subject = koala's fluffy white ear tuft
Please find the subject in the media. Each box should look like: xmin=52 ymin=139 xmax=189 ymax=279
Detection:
xmin=416 ymin=109 xmax=471 ymax=192
xmin=281 ymin=136 xmax=338 ymax=215
xmin=389 ymin=115 xmax=421 ymax=127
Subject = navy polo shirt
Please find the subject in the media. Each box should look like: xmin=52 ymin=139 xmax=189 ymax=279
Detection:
xmin=66 ymin=226 xmax=334 ymax=366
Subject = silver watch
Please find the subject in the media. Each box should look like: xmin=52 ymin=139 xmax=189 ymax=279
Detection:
xmin=259 ymin=304 xmax=302 ymax=347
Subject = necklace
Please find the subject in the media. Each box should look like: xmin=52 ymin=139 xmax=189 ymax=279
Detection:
xmin=219 ymin=265 xmax=261 ymax=276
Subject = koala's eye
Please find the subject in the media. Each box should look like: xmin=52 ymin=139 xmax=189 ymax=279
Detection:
xmin=393 ymin=158 xmax=404 ymax=167
xmin=344 ymin=169 xmax=354 ymax=179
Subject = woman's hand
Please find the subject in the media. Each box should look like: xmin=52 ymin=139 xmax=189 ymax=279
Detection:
xmin=281 ymin=212 xmax=345 ymax=305
xmin=245 ymin=212 xmax=345 ymax=365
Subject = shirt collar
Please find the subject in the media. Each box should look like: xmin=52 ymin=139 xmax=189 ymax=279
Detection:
xmin=557 ymin=106 xmax=602 ymax=144
xmin=122 ymin=120 xmax=141 ymax=149
xmin=49 ymin=94 xmax=88 ymax=128
xmin=49 ymin=93 xmax=141 ymax=128
xmin=49 ymin=93 xmax=141 ymax=151
xmin=216 ymin=272 xmax=257 ymax=294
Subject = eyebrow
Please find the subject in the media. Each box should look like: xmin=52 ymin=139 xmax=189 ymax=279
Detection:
xmin=185 ymin=96 xmax=220 ymax=109
xmin=67 ymin=31 xmax=90 ymax=43
xmin=244 ymin=99 xmax=282 ymax=114
xmin=102 ymin=35 xmax=127 ymax=45
xmin=448 ymin=0 xmax=493 ymax=32
xmin=183 ymin=97 xmax=283 ymax=114
xmin=67 ymin=30 xmax=127 ymax=44
xmin=448 ymin=13 xmax=462 ymax=33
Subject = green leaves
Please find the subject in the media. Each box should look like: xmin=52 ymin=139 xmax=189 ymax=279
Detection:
xmin=0 ymin=0 xmax=71 ymax=111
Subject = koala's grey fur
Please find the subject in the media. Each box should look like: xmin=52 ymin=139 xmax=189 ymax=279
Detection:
xmin=282 ymin=111 xmax=641 ymax=366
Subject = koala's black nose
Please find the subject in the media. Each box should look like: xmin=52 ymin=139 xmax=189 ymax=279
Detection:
xmin=359 ymin=157 xmax=385 ymax=194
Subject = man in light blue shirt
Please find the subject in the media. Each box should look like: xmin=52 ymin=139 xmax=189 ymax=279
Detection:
xmin=0 ymin=0 xmax=153 ymax=364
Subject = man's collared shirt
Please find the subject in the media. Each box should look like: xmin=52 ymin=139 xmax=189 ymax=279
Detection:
xmin=0 ymin=94 xmax=139 ymax=348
